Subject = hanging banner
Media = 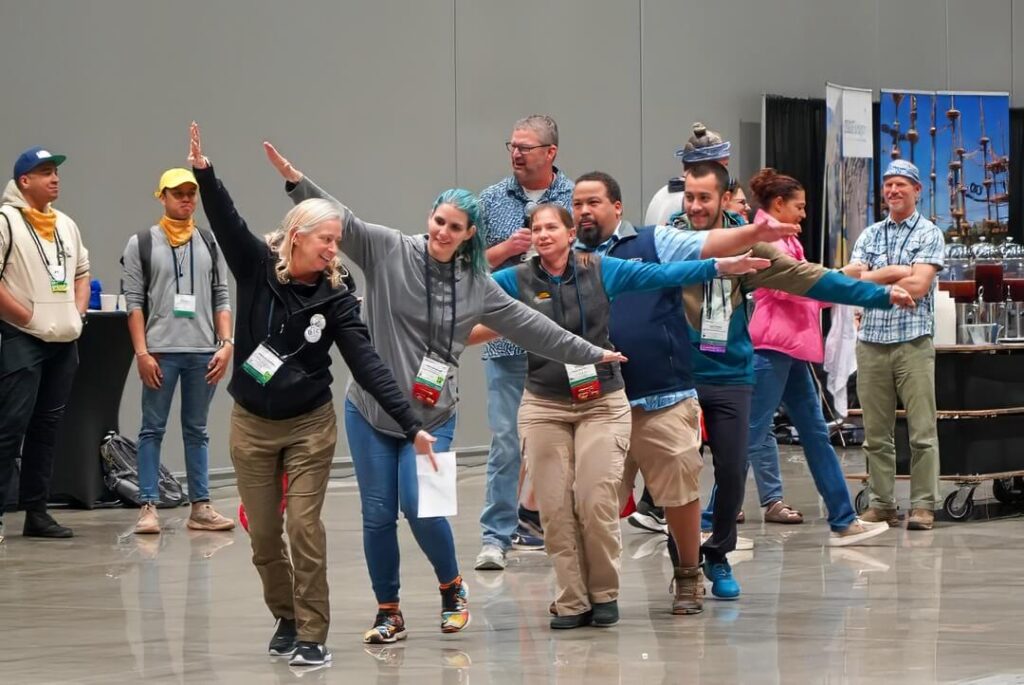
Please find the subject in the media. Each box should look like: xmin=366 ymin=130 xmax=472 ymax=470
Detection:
xmin=878 ymin=89 xmax=1009 ymax=241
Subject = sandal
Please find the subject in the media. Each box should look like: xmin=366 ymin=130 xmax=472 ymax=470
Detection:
xmin=764 ymin=500 xmax=804 ymax=524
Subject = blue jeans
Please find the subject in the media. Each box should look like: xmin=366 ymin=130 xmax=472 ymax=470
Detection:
xmin=729 ymin=350 xmax=856 ymax=531
xmin=138 ymin=352 xmax=216 ymax=503
xmin=345 ymin=399 xmax=459 ymax=604
xmin=479 ymin=354 xmax=527 ymax=551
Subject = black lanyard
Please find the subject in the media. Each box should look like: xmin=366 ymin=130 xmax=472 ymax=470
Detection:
xmin=703 ymin=278 xmax=729 ymax=317
xmin=172 ymin=238 xmax=195 ymax=295
xmin=22 ymin=214 xmax=65 ymax=280
xmin=423 ymin=245 xmax=457 ymax=364
xmin=263 ymin=298 xmax=308 ymax=360
xmin=883 ymin=214 xmax=919 ymax=265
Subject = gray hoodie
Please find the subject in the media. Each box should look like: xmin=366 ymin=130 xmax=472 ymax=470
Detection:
xmin=288 ymin=177 xmax=605 ymax=437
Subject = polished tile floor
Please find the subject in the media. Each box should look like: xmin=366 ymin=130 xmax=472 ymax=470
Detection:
xmin=2 ymin=448 xmax=1024 ymax=684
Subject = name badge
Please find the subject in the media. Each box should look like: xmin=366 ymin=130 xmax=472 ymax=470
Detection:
xmin=412 ymin=356 xmax=450 ymax=407
xmin=173 ymin=294 xmax=197 ymax=318
xmin=47 ymin=264 xmax=66 ymax=283
xmin=242 ymin=343 xmax=284 ymax=386
xmin=700 ymin=279 xmax=733 ymax=354
xmin=566 ymin=363 xmax=601 ymax=402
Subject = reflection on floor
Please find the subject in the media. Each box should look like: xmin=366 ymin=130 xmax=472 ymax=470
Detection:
xmin=2 ymin=446 xmax=1024 ymax=684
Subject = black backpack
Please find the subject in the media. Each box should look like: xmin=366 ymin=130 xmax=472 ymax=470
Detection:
xmin=122 ymin=226 xmax=221 ymax=320
xmin=100 ymin=432 xmax=187 ymax=508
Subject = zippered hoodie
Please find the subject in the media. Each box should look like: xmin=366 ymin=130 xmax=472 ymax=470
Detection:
xmin=748 ymin=235 xmax=829 ymax=363
xmin=195 ymin=166 xmax=423 ymax=438
xmin=0 ymin=180 xmax=89 ymax=342
xmin=287 ymin=176 xmax=606 ymax=439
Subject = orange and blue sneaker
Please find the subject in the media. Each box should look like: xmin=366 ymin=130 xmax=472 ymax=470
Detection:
xmin=440 ymin=577 xmax=471 ymax=633
xmin=363 ymin=610 xmax=407 ymax=644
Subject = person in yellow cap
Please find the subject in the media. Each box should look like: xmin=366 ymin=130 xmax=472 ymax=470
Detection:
xmin=120 ymin=167 xmax=235 ymax=534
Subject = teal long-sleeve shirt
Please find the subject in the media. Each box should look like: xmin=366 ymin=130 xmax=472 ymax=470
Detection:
xmin=492 ymin=254 xmax=718 ymax=300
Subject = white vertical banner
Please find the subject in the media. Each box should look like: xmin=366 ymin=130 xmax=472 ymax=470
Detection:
xmin=824 ymin=83 xmax=873 ymax=417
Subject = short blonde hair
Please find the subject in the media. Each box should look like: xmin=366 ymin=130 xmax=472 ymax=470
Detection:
xmin=265 ymin=198 xmax=349 ymax=289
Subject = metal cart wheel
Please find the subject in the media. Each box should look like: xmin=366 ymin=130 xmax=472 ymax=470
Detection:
xmin=854 ymin=488 xmax=869 ymax=514
xmin=992 ymin=477 xmax=1024 ymax=504
xmin=943 ymin=486 xmax=976 ymax=521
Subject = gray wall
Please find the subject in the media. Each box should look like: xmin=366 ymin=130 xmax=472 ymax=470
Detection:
xmin=2 ymin=0 xmax=1022 ymax=474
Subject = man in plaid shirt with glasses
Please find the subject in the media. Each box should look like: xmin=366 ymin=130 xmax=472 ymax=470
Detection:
xmin=844 ymin=159 xmax=944 ymax=531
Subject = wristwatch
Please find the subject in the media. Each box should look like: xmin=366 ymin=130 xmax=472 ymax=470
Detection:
xmin=217 ymin=338 xmax=234 ymax=348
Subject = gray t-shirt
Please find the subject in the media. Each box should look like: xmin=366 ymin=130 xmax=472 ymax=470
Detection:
xmin=121 ymin=225 xmax=231 ymax=353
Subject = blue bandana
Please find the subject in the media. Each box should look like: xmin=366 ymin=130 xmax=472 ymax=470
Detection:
xmin=676 ymin=141 xmax=731 ymax=163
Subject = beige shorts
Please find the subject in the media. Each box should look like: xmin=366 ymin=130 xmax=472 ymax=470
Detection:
xmin=622 ymin=397 xmax=703 ymax=508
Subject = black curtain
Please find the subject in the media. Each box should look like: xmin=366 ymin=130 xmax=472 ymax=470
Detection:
xmin=1011 ymin=108 xmax=1023 ymax=242
xmin=763 ymin=95 xmax=827 ymax=264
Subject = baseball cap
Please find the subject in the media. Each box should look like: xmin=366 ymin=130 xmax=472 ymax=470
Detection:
xmin=13 ymin=146 xmax=66 ymax=180
xmin=883 ymin=159 xmax=921 ymax=185
xmin=154 ymin=168 xmax=198 ymax=198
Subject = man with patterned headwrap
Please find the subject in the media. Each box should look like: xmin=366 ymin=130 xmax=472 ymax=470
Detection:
xmin=644 ymin=122 xmax=734 ymax=228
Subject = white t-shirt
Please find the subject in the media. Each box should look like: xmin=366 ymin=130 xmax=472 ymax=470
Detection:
xmin=523 ymin=187 xmax=546 ymax=202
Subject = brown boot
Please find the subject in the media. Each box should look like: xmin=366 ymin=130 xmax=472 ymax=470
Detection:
xmin=671 ymin=566 xmax=705 ymax=615
xmin=907 ymin=508 xmax=934 ymax=530
xmin=860 ymin=507 xmax=899 ymax=527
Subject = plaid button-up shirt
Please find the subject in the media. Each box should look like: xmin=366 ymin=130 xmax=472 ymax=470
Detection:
xmin=850 ymin=211 xmax=945 ymax=344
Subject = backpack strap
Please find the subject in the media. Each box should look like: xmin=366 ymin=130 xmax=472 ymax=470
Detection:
xmin=0 ymin=208 xmax=13 ymax=282
xmin=119 ymin=228 xmax=154 ymax=320
xmin=194 ymin=226 xmax=221 ymax=319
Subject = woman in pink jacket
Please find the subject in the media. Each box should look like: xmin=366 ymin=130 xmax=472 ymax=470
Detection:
xmin=745 ymin=169 xmax=888 ymax=546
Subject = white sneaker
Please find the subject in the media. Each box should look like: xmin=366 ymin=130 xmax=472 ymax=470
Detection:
xmin=699 ymin=531 xmax=753 ymax=551
xmin=828 ymin=518 xmax=889 ymax=547
xmin=474 ymin=544 xmax=506 ymax=571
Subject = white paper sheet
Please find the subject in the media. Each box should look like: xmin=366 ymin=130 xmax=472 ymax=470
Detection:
xmin=416 ymin=451 xmax=457 ymax=518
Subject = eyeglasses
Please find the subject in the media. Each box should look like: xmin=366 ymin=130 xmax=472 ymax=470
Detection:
xmin=506 ymin=142 xmax=552 ymax=154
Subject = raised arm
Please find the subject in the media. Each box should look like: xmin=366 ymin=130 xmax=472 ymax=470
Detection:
xmin=189 ymin=122 xmax=266 ymax=278
xmin=699 ymin=215 xmax=801 ymax=258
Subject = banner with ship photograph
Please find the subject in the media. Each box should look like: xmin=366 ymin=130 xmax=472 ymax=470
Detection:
xmin=878 ymin=89 xmax=1010 ymax=240
xmin=825 ymin=83 xmax=873 ymax=267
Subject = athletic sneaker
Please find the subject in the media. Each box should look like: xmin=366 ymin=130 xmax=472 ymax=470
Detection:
xmin=828 ymin=518 xmax=890 ymax=547
xmin=702 ymin=558 xmax=741 ymax=600
xmin=627 ymin=500 xmax=668 ymax=535
xmin=440 ymin=578 xmax=471 ymax=633
xmin=363 ymin=611 xmax=407 ymax=644
xmin=517 ymin=505 xmax=544 ymax=538
xmin=474 ymin=544 xmax=506 ymax=570
xmin=289 ymin=641 xmax=331 ymax=666
xmin=510 ymin=526 xmax=544 ymax=551
xmin=268 ymin=617 xmax=297 ymax=656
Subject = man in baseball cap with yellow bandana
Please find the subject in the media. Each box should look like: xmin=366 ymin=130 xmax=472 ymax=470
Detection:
xmin=121 ymin=167 xmax=234 ymax=535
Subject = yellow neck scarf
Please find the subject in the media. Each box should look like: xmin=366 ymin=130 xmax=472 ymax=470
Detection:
xmin=159 ymin=215 xmax=195 ymax=247
xmin=22 ymin=207 xmax=57 ymax=242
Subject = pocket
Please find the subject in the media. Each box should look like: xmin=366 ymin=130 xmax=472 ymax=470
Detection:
xmin=26 ymin=300 xmax=81 ymax=341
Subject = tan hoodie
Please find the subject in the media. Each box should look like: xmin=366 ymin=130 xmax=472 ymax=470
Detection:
xmin=0 ymin=179 xmax=89 ymax=342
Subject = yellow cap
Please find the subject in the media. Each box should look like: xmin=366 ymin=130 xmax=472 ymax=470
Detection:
xmin=154 ymin=168 xmax=198 ymax=198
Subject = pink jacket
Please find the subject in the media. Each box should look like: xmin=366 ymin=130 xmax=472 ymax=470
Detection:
xmin=748 ymin=234 xmax=828 ymax=363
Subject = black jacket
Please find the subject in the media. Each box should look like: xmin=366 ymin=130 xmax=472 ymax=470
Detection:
xmin=195 ymin=165 xmax=422 ymax=440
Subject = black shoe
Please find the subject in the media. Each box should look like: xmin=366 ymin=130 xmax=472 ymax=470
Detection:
xmin=268 ymin=617 xmax=297 ymax=656
xmin=289 ymin=641 xmax=331 ymax=666
xmin=23 ymin=511 xmax=73 ymax=538
xmin=550 ymin=610 xmax=593 ymax=630
xmin=592 ymin=600 xmax=619 ymax=627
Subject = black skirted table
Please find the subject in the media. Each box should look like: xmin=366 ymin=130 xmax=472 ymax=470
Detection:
xmin=48 ymin=310 xmax=133 ymax=508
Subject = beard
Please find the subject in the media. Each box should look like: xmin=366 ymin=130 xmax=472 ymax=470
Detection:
xmin=576 ymin=222 xmax=606 ymax=248
xmin=686 ymin=201 xmax=724 ymax=230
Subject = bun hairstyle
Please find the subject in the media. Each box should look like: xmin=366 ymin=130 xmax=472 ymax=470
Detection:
xmin=748 ymin=168 xmax=803 ymax=207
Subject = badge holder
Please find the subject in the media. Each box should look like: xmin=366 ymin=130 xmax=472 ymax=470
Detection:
xmin=242 ymin=343 xmax=285 ymax=386
xmin=413 ymin=356 xmax=450 ymax=407
xmin=566 ymin=363 xmax=601 ymax=402
xmin=699 ymin=279 xmax=733 ymax=354
xmin=48 ymin=264 xmax=67 ymax=294
xmin=173 ymin=293 xmax=197 ymax=318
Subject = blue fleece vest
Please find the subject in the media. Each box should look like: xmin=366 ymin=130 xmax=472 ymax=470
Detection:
xmin=606 ymin=227 xmax=695 ymax=400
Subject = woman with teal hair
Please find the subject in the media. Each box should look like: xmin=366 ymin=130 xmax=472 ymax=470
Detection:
xmin=264 ymin=143 xmax=625 ymax=645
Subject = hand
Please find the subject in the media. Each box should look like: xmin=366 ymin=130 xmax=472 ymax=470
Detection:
xmin=505 ymin=228 xmax=533 ymax=256
xmin=889 ymin=284 xmax=916 ymax=310
xmin=205 ymin=344 xmax=232 ymax=384
xmin=14 ymin=302 xmax=32 ymax=327
xmin=715 ymin=251 xmax=772 ymax=276
xmin=413 ymin=430 xmax=439 ymax=471
xmin=752 ymin=216 xmax=800 ymax=241
xmin=188 ymin=121 xmax=209 ymax=169
xmin=600 ymin=349 xmax=628 ymax=364
xmin=137 ymin=353 xmax=163 ymax=390
xmin=263 ymin=142 xmax=304 ymax=183
xmin=841 ymin=262 xmax=867 ymax=279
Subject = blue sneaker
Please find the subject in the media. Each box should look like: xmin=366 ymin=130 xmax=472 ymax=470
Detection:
xmin=702 ymin=558 xmax=740 ymax=600
xmin=510 ymin=525 xmax=544 ymax=551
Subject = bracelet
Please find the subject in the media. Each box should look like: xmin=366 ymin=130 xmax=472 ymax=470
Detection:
xmin=135 ymin=351 xmax=149 ymax=358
